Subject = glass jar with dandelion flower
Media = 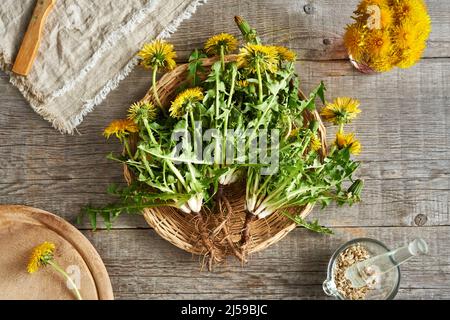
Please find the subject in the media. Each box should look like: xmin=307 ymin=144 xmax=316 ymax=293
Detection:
xmin=344 ymin=0 xmax=431 ymax=73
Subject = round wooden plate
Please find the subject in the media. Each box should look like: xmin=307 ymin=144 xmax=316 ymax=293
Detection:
xmin=0 ymin=205 xmax=113 ymax=300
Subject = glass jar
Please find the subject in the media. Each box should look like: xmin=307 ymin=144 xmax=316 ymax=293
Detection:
xmin=323 ymin=238 xmax=401 ymax=300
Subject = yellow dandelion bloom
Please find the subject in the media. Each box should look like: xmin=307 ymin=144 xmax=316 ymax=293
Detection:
xmin=320 ymin=97 xmax=361 ymax=125
xmin=27 ymin=242 xmax=55 ymax=274
xmin=237 ymin=44 xmax=278 ymax=73
xmin=237 ymin=80 xmax=249 ymax=88
xmin=272 ymin=46 xmax=297 ymax=62
xmin=392 ymin=19 xmax=422 ymax=50
xmin=138 ymin=40 xmax=177 ymax=70
xmin=365 ymin=29 xmax=392 ymax=56
xmin=396 ymin=43 xmax=426 ymax=69
xmin=310 ymin=135 xmax=322 ymax=152
xmin=370 ymin=54 xmax=394 ymax=72
xmin=335 ymin=132 xmax=362 ymax=155
xmin=379 ymin=6 xmax=394 ymax=29
xmin=393 ymin=0 xmax=428 ymax=22
xmin=103 ymin=119 xmax=139 ymax=139
xmin=414 ymin=14 xmax=432 ymax=42
xmin=204 ymin=33 xmax=239 ymax=56
xmin=128 ymin=101 xmax=158 ymax=123
xmin=170 ymin=87 xmax=204 ymax=118
xmin=288 ymin=127 xmax=300 ymax=138
xmin=344 ymin=24 xmax=366 ymax=61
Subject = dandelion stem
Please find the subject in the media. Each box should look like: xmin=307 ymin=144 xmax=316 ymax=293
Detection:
xmin=214 ymin=65 xmax=221 ymax=165
xmin=152 ymin=66 xmax=165 ymax=114
xmin=256 ymin=61 xmax=263 ymax=104
xmin=220 ymin=45 xmax=225 ymax=71
xmin=338 ymin=123 xmax=344 ymax=134
xmin=123 ymin=139 xmax=133 ymax=159
xmin=47 ymin=260 xmax=82 ymax=300
xmin=223 ymin=66 xmax=237 ymax=163
xmin=143 ymin=118 xmax=157 ymax=144
xmin=189 ymin=109 xmax=198 ymax=156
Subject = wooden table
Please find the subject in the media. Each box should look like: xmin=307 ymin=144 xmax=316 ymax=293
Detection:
xmin=0 ymin=0 xmax=449 ymax=299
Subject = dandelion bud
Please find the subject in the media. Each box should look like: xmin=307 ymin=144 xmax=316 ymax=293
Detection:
xmin=347 ymin=179 xmax=364 ymax=201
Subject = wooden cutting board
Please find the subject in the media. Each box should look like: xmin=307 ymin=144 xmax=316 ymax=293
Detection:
xmin=0 ymin=205 xmax=113 ymax=300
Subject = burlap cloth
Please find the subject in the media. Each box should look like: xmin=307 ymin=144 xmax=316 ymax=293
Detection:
xmin=0 ymin=0 xmax=206 ymax=133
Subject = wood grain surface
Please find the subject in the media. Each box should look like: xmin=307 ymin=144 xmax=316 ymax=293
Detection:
xmin=0 ymin=0 xmax=449 ymax=299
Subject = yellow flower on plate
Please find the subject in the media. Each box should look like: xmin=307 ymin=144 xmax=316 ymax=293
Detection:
xmin=272 ymin=46 xmax=297 ymax=62
xmin=170 ymin=87 xmax=204 ymax=118
xmin=335 ymin=132 xmax=362 ymax=155
xmin=128 ymin=101 xmax=158 ymax=123
xmin=204 ymin=33 xmax=239 ymax=56
xmin=310 ymin=135 xmax=322 ymax=152
xmin=103 ymin=119 xmax=139 ymax=139
xmin=27 ymin=242 xmax=55 ymax=274
xmin=27 ymin=241 xmax=83 ymax=300
xmin=237 ymin=44 xmax=278 ymax=73
xmin=320 ymin=97 xmax=361 ymax=125
xmin=343 ymin=24 xmax=366 ymax=61
xmin=138 ymin=40 xmax=177 ymax=70
xmin=365 ymin=29 xmax=392 ymax=56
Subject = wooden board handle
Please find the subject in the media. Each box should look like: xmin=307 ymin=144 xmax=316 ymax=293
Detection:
xmin=12 ymin=0 xmax=56 ymax=76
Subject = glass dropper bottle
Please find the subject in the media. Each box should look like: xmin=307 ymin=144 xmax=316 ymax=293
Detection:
xmin=344 ymin=238 xmax=428 ymax=289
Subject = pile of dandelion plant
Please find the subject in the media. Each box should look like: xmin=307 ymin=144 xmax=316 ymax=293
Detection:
xmin=82 ymin=17 xmax=364 ymax=262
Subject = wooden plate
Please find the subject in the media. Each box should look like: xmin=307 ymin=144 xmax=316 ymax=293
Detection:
xmin=0 ymin=205 xmax=113 ymax=300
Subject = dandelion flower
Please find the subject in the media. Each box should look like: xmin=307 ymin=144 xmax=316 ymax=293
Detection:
xmin=138 ymin=40 xmax=176 ymax=110
xmin=365 ymin=29 xmax=392 ymax=56
xmin=396 ymin=43 xmax=426 ymax=69
xmin=344 ymin=24 xmax=366 ymax=61
xmin=237 ymin=80 xmax=249 ymax=88
xmin=379 ymin=6 xmax=394 ymax=29
xmin=237 ymin=44 xmax=278 ymax=74
xmin=335 ymin=132 xmax=362 ymax=155
xmin=393 ymin=0 xmax=427 ymax=22
xmin=104 ymin=119 xmax=139 ymax=139
xmin=138 ymin=40 xmax=177 ymax=70
xmin=27 ymin=242 xmax=83 ymax=300
xmin=170 ymin=87 xmax=204 ymax=118
xmin=392 ymin=19 xmax=420 ymax=50
xmin=414 ymin=14 xmax=432 ymax=42
xmin=27 ymin=242 xmax=55 ymax=274
xmin=128 ymin=101 xmax=158 ymax=123
xmin=272 ymin=46 xmax=297 ymax=62
xmin=204 ymin=33 xmax=238 ymax=56
xmin=320 ymin=97 xmax=361 ymax=125
xmin=370 ymin=54 xmax=394 ymax=72
xmin=310 ymin=135 xmax=322 ymax=152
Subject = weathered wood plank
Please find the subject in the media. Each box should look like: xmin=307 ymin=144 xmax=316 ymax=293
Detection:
xmin=0 ymin=58 xmax=448 ymax=228
xmin=169 ymin=0 xmax=450 ymax=61
xmin=82 ymin=226 xmax=450 ymax=299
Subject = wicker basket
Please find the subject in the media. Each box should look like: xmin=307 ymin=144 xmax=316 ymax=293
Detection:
xmin=124 ymin=55 xmax=327 ymax=264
